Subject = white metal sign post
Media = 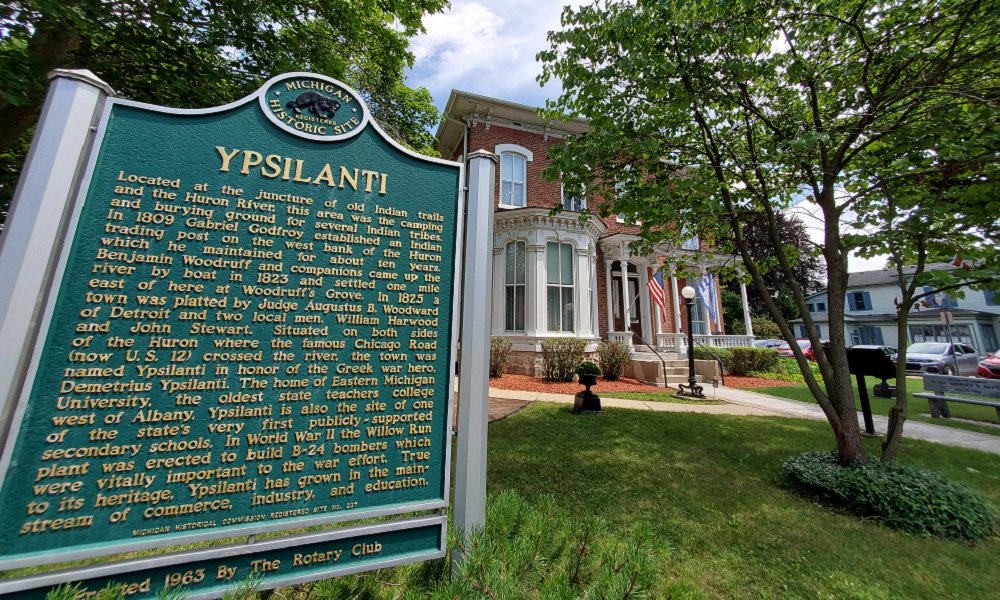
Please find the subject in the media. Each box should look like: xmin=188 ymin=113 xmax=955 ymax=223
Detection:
xmin=453 ymin=150 xmax=496 ymax=556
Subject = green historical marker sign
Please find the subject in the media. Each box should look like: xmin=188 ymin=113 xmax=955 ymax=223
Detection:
xmin=0 ymin=71 xmax=462 ymax=585
xmin=1 ymin=518 xmax=444 ymax=600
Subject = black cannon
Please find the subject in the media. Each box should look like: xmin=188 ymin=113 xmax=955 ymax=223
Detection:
xmin=844 ymin=345 xmax=898 ymax=435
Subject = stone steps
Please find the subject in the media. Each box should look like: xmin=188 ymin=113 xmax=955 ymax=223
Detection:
xmin=627 ymin=355 xmax=717 ymax=387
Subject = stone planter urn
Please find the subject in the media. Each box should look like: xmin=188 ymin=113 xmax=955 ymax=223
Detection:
xmin=573 ymin=362 xmax=602 ymax=414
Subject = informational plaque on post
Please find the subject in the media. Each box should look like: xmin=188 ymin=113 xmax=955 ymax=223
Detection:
xmin=0 ymin=72 xmax=463 ymax=594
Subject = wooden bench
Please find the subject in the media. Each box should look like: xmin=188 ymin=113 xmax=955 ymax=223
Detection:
xmin=914 ymin=374 xmax=1000 ymax=422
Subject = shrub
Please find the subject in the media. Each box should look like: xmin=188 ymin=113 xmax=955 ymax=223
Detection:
xmin=749 ymin=357 xmax=823 ymax=383
xmin=783 ymin=451 xmax=997 ymax=540
xmin=541 ymin=338 xmax=587 ymax=382
xmin=751 ymin=316 xmax=782 ymax=339
xmin=489 ymin=336 xmax=514 ymax=378
xmin=727 ymin=346 xmax=780 ymax=375
xmin=596 ymin=340 xmax=631 ymax=380
xmin=693 ymin=345 xmax=732 ymax=372
xmin=577 ymin=360 xmax=601 ymax=376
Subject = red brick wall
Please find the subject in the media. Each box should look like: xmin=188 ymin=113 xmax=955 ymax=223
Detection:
xmin=451 ymin=121 xmax=721 ymax=337
xmin=459 ymin=122 xmax=643 ymax=234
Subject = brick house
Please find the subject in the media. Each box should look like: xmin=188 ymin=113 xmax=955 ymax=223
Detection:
xmin=436 ymin=91 xmax=754 ymax=382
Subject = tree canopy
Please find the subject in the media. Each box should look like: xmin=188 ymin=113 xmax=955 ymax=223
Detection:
xmin=724 ymin=211 xmax=824 ymax=322
xmin=0 ymin=0 xmax=447 ymax=225
xmin=540 ymin=0 xmax=1000 ymax=464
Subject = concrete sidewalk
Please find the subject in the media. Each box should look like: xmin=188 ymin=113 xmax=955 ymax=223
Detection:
xmin=489 ymin=385 xmax=1000 ymax=456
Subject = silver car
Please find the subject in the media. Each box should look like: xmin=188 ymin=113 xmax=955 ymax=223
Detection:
xmin=893 ymin=342 xmax=981 ymax=376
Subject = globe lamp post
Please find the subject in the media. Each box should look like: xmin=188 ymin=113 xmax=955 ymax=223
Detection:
xmin=677 ymin=285 xmax=704 ymax=398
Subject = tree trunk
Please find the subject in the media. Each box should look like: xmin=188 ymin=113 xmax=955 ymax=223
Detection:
xmin=827 ymin=342 xmax=865 ymax=465
xmin=820 ymin=193 xmax=865 ymax=465
xmin=882 ymin=307 xmax=912 ymax=461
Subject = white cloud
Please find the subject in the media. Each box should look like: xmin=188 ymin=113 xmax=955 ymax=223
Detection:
xmin=407 ymin=1 xmax=581 ymax=112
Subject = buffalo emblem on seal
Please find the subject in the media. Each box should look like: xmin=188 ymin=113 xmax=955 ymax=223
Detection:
xmin=286 ymin=91 xmax=342 ymax=119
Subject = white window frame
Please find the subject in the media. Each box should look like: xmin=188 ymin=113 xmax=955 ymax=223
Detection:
xmin=546 ymin=241 xmax=575 ymax=333
xmin=504 ymin=241 xmax=526 ymax=332
xmin=561 ymin=184 xmax=586 ymax=212
xmin=496 ymin=144 xmax=532 ymax=209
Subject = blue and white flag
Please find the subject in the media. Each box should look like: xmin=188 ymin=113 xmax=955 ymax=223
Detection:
xmin=696 ymin=275 xmax=718 ymax=331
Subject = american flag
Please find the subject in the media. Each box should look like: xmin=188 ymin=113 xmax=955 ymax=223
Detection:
xmin=648 ymin=270 xmax=666 ymax=317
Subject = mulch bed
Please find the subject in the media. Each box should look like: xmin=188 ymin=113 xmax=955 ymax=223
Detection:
xmin=724 ymin=375 xmax=796 ymax=389
xmin=488 ymin=373 xmax=663 ymax=394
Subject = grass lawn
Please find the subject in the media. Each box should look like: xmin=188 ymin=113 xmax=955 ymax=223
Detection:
xmin=755 ymin=377 xmax=1000 ymax=437
xmin=488 ymin=403 xmax=1000 ymax=599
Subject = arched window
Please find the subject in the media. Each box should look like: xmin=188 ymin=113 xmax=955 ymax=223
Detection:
xmin=505 ymin=241 xmax=526 ymax=332
xmin=546 ymin=242 xmax=574 ymax=332
xmin=496 ymin=144 xmax=532 ymax=208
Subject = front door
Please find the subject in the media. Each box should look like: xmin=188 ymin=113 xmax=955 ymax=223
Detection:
xmin=611 ymin=262 xmax=643 ymax=344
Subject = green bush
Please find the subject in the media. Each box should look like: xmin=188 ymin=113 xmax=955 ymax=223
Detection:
xmin=783 ymin=451 xmax=997 ymax=540
xmin=541 ymin=338 xmax=587 ymax=381
xmin=728 ymin=346 xmax=780 ymax=375
xmin=751 ymin=316 xmax=782 ymax=339
xmin=489 ymin=336 xmax=514 ymax=378
xmin=596 ymin=340 xmax=631 ymax=380
xmin=749 ymin=357 xmax=822 ymax=383
xmin=693 ymin=345 xmax=732 ymax=372
xmin=577 ymin=360 xmax=601 ymax=376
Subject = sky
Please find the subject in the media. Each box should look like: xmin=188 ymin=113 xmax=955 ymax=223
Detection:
xmin=405 ymin=0 xmax=577 ymax=116
xmin=404 ymin=1 xmax=886 ymax=273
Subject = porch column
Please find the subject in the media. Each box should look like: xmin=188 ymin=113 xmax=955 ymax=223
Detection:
xmin=526 ymin=243 xmax=545 ymax=336
xmin=740 ymin=277 xmax=754 ymax=337
xmin=670 ymin=270 xmax=682 ymax=335
xmin=604 ymin=259 xmax=614 ymax=337
xmin=620 ymin=243 xmax=633 ymax=337
xmin=620 ymin=263 xmax=632 ymax=336
xmin=590 ymin=249 xmax=600 ymax=338
xmin=491 ymin=246 xmax=504 ymax=335
xmin=575 ymin=246 xmax=593 ymax=337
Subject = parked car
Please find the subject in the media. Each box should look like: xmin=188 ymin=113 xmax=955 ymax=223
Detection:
xmin=849 ymin=344 xmax=897 ymax=357
xmin=777 ymin=339 xmax=811 ymax=358
xmin=753 ymin=339 xmax=785 ymax=349
xmin=978 ymin=353 xmax=1000 ymax=379
xmin=892 ymin=342 xmax=981 ymax=376
xmin=802 ymin=340 xmax=830 ymax=361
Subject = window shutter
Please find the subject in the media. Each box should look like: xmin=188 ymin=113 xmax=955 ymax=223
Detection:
xmin=874 ymin=328 xmax=884 ymax=345
xmin=862 ymin=292 xmax=872 ymax=310
xmin=847 ymin=293 xmax=857 ymax=311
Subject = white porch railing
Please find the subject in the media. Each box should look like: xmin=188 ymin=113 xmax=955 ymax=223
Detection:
xmin=609 ymin=331 xmax=633 ymax=347
xmin=656 ymin=333 xmax=754 ymax=352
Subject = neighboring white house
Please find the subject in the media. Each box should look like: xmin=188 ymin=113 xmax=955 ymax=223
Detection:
xmin=792 ymin=264 xmax=1000 ymax=353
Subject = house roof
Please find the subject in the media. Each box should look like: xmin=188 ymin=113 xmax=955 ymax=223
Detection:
xmin=806 ymin=262 xmax=962 ymax=299
xmin=849 ymin=262 xmax=964 ymax=286
xmin=435 ymin=90 xmax=590 ymax=158
xmin=791 ymin=306 xmax=997 ymax=325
